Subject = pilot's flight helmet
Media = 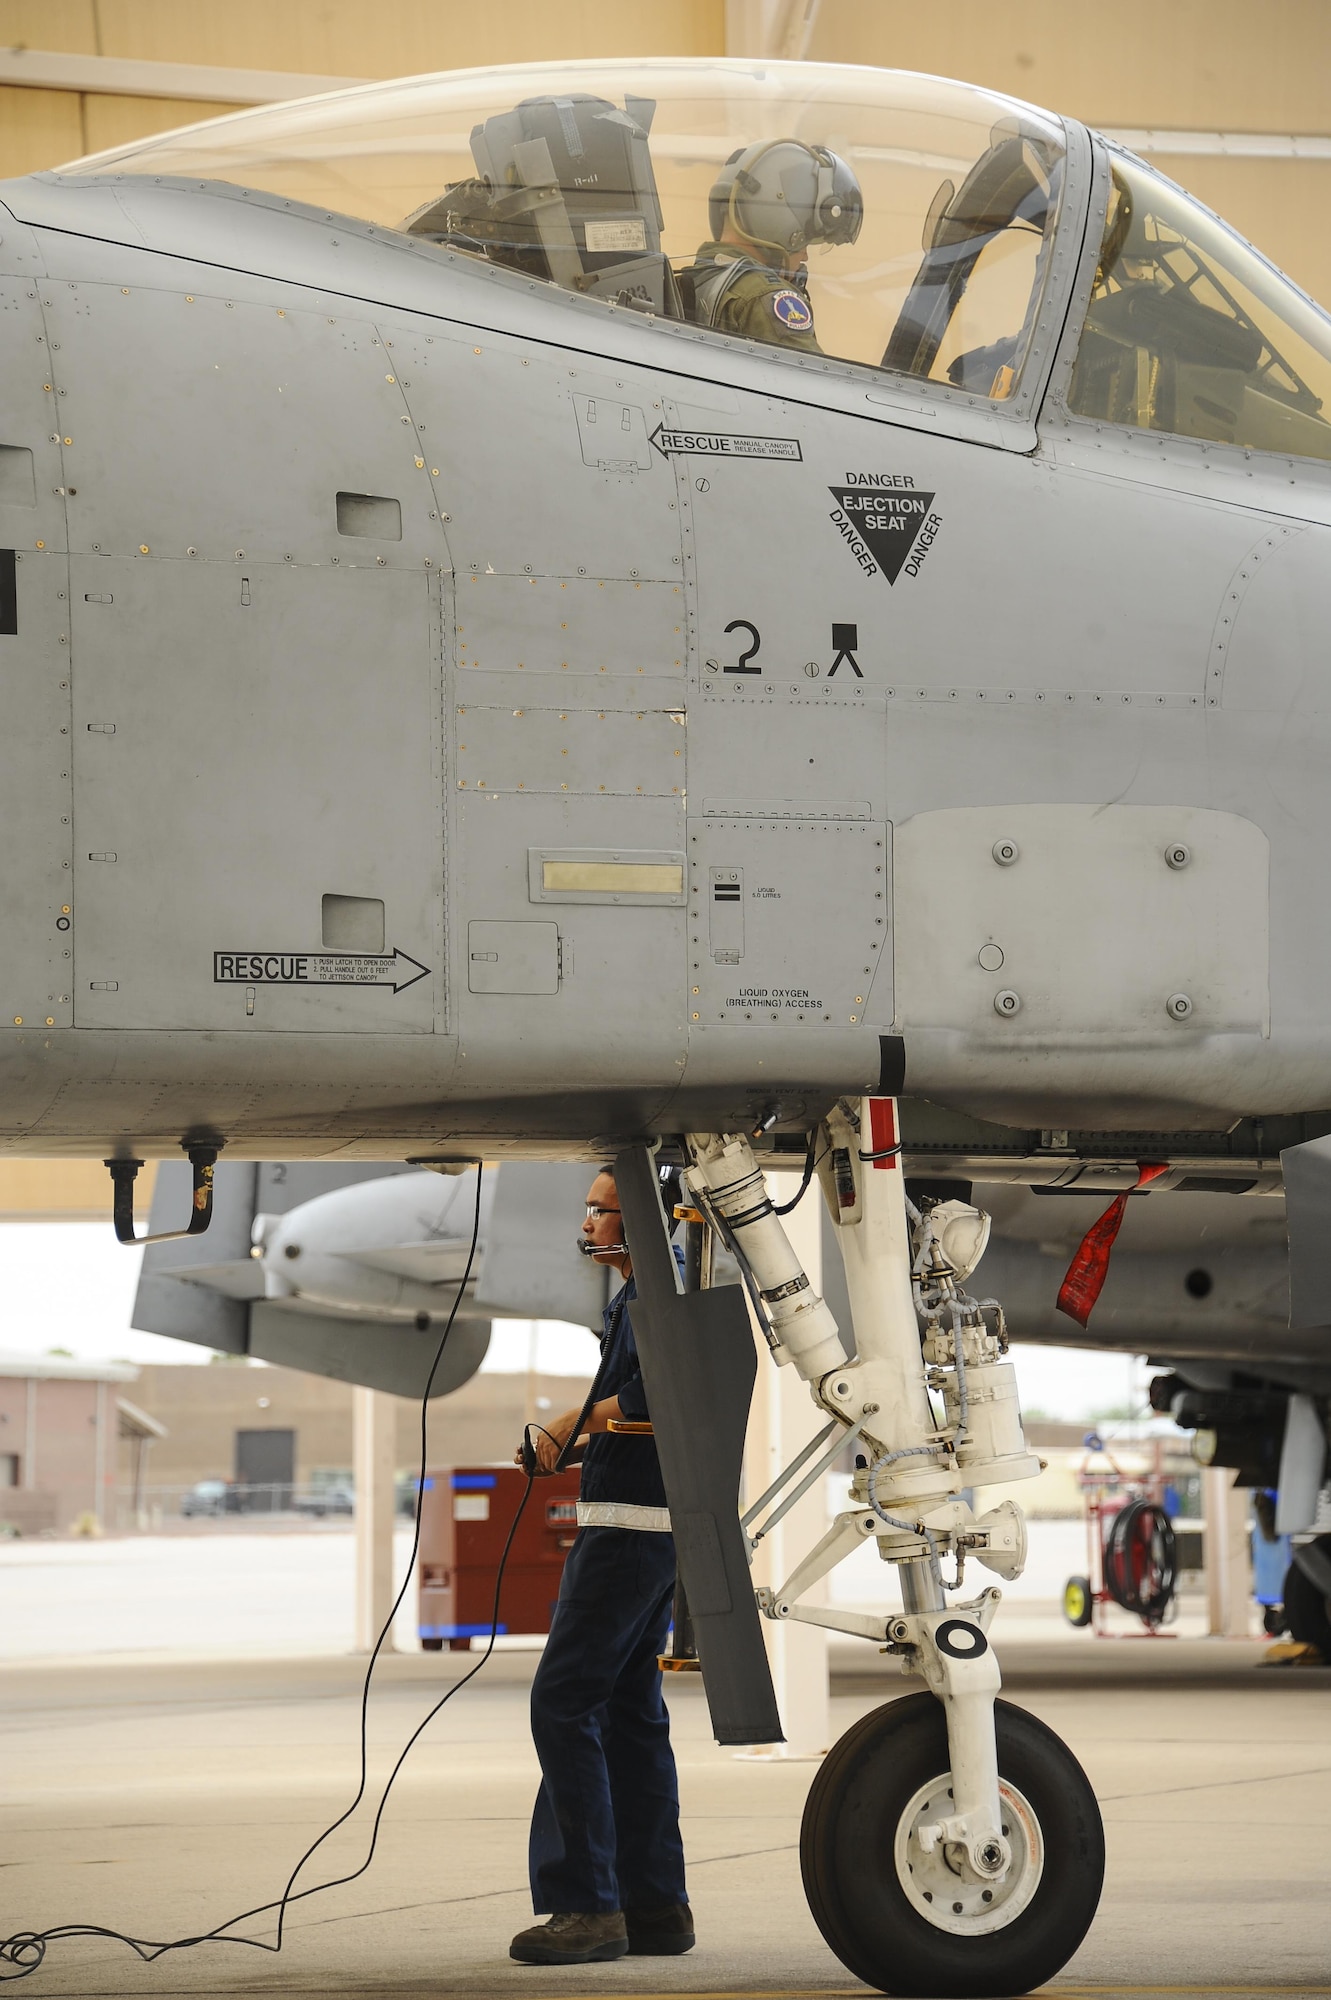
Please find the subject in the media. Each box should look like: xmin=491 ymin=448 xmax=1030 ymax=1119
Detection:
xmin=708 ymin=139 xmax=863 ymax=258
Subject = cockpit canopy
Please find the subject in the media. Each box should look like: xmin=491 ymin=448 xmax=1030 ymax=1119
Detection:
xmin=60 ymin=59 xmax=1068 ymax=403
xmin=1068 ymin=149 xmax=1331 ymax=462
xmin=56 ymin=57 xmax=1331 ymax=459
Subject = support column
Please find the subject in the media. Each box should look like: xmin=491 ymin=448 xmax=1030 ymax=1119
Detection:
xmin=24 ymin=1377 xmax=36 ymax=1488
xmin=1204 ymin=1467 xmax=1252 ymax=1638
xmin=724 ymin=0 xmax=817 ymax=58
xmin=353 ymin=1387 xmax=398 ymax=1653
xmin=742 ymin=1176 xmax=831 ymax=1758
xmin=93 ymin=1379 xmax=107 ymax=1528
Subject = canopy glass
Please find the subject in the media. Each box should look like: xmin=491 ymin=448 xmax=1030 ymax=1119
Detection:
xmin=62 ymin=59 xmax=1067 ymax=400
xmin=1068 ymin=150 xmax=1331 ymax=462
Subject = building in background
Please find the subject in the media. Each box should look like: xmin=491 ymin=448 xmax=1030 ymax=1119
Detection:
xmin=0 ymin=1348 xmax=597 ymax=1533
xmin=0 ymin=0 xmax=721 ymax=184
xmin=0 ymin=1353 xmax=160 ymax=1533
xmin=114 ymin=1361 xmax=593 ymax=1510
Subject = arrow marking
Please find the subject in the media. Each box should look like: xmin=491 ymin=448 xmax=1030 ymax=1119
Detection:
xmin=213 ymin=948 xmax=431 ymax=994
xmin=649 ymin=424 xmax=802 ymax=461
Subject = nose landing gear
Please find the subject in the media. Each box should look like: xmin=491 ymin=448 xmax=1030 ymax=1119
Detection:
xmin=801 ymin=1694 xmax=1104 ymax=1996
xmin=681 ymin=1097 xmax=1106 ymax=1995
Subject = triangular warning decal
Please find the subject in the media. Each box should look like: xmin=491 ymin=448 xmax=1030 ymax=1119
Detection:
xmin=829 ymin=488 xmax=935 ymax=584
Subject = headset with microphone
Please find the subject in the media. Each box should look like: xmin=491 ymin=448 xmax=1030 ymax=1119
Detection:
xmin=575 ymin=1184 xmax=632 ymax=1260
xmin=577 ymin=1232 xmax=628 ymax=1257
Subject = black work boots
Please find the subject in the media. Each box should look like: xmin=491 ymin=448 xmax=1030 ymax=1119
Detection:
xmin=509 ymin=1912 xmax=628 ymax=1964
xmin=509 ymin=1902 xmax=696 ymax=1963
xmin=626 ymin=1901 xmax=696 ymax=1954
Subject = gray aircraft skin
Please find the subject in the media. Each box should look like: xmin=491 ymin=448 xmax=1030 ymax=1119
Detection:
xmin=1 ymin=56 xmax=1331 ymax=1178
xmin=975 ymin=1183 xmax=1303 ymax=1365
xmin=8 ymin=56 xmax=1331 ymax=1997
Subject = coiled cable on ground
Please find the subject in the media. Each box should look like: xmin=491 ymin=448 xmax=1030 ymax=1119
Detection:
xmin=0 ymin=1161 xmax=533 ymax=1984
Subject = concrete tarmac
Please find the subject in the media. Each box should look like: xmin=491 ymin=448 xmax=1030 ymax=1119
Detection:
xmin=3 ymin=1641 xmax=1331 ymax=2000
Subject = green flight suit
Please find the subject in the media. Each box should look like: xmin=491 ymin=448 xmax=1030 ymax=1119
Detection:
xmin=685 ymin=242 xmax=823 ymax=354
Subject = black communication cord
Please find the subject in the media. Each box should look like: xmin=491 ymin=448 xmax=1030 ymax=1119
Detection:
xmin=1 ymin=1160 xmax=536 ymax=1984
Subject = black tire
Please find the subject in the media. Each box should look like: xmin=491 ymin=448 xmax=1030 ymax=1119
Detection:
xmin=421 ymin=1637 xmax=445 ymax=1652
xmin=801 ymin=1692 xmax=1104 ymax=1996
xmin=1284 ymin=1540 xmax=1331 ymax=1655
xmin=1062 ymin=1574 xmax=1093 ymax=1628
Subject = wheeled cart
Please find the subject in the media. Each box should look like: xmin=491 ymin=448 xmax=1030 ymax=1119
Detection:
xmin=1063 ymin=1434 xmax=1178 ymax=1635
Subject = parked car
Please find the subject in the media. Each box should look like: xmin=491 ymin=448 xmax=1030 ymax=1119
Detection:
xmin=180 ymin=1479 xmax=235 ymax=1517
xmin=294 ymin=1483 xmax=354 ymax=1518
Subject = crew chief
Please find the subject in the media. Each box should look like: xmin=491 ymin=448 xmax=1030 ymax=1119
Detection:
xmin=508 ymin=1168 xmax=692 ymax=1967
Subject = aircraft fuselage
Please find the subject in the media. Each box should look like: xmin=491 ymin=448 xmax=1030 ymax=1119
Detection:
xmin=2 ymin=168 xmax=1329 ymax=1159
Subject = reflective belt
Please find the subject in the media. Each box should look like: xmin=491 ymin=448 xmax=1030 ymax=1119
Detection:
xmin=576 ymin=1501 xmax=672 ymax=1533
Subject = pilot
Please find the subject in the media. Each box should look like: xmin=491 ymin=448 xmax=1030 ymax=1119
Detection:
xmin=679 ymin=138 xmax=862 ymax=353
xmin=508 ymin=1166 xmax=692 ymax=1969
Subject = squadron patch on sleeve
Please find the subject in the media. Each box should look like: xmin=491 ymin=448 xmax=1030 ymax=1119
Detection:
xmin=771 ymin=288 xmax=814 ymax=330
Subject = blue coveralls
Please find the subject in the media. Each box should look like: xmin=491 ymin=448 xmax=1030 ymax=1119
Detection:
xmin=527 ymin=1278 xmax=687 ymax=1914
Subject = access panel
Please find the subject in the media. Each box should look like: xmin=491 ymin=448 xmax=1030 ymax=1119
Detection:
xmin=72 ymin=558 xmax=441 ymax=1032
xmin=893 ymin=803 xmax=1269 ymax=1038
xmin=0 ymin=270 xmax=75 ymax=1035
xmin=687 ymin=815 xmax=890 ymax=1028
xmin=467 ymin=920 xmax=561 ymax=994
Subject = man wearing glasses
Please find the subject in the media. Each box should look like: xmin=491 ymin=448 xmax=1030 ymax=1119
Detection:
xmin=509 ymin=1167 xmax=692 ymax=1967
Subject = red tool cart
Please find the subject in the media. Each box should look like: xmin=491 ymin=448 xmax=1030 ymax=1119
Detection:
xmin=417 ymin=1464 xmax=582 ymax=1651
xmin=1062 ymin=1431 xmax=1178 ymax=1637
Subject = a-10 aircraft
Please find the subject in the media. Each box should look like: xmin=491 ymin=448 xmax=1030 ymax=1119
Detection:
xmin=4 ymin=50 xmax=1331 ymax=1995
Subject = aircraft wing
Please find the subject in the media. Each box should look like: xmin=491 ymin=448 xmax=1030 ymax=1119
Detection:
xmin=167 ymin=1260 xmax=268 ymax=1301
xmin=245 ymin=1299 xmax=490 ymax=1399
xmin=132 ymin=1158 xmax=606 ymax=1394
xmin=132 ymin=1160 xmax=265 ymax=1357
xmin=131 ymin=1158 xmax=479 ymax=1392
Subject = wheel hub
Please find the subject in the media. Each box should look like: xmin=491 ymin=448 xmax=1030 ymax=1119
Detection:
xmin=894 ymin=1773 xmax=1044 ymax=1936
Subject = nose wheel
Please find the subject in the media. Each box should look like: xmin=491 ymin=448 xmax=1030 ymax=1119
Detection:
xmin=800 ymin=1693 xmax=1104 ymax=1996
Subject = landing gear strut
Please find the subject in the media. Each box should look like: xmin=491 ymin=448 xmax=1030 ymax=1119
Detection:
xmin=681 ymin=1097 xmax=1105 ymax=1995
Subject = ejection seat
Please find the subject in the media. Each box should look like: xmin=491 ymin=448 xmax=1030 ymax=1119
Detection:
xmin=406 ymin=92 xmax=683 ymax=318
